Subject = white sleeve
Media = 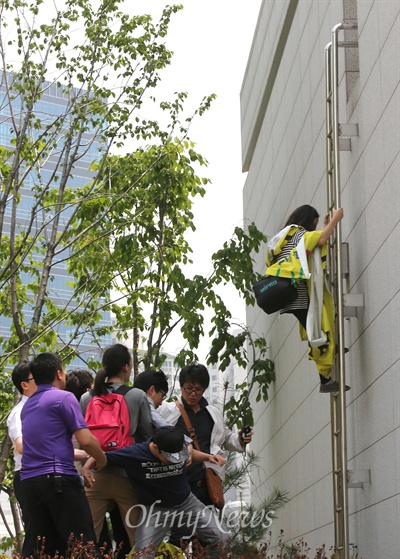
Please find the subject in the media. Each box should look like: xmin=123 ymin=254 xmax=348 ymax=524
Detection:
xmin=7 ymin=407 xmax=22 ymax=443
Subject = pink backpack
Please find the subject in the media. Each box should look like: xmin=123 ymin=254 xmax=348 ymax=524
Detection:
xmin=85 ymin=385 xmax=133 ymax=451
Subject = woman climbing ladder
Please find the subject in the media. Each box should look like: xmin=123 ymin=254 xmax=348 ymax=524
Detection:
xmin=266 ymin=204 xmax=350 ymax=393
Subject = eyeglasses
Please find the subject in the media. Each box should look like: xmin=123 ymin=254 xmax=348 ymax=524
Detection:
xmin=182 ymin=386 xmax=204 ymax=395
xmin=159 ymin=390 xmax=167 ymax=401
xmin=26 ymin=377 xmax=35 ymax=382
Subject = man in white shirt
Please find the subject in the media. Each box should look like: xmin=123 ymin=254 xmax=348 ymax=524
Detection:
xmin=7 ymin=361 xmax=37 ymax=558
xmin=133 ymin=369 xmax=170 ymax=430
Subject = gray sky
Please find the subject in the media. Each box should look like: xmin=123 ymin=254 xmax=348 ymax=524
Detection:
xmin=126 ymin=1 xmax=263 ymax=357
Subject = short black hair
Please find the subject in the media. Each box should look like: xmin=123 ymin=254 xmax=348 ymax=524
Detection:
xmin=179 ymin=364 xmax=209 ymax=389
xmin=66 ymin=369 xmax=93 ymax=401
xmin=133 ymin=370 xmax=168 ymax=394
xmin=11 ymin=361 xmax=32 ymax=394
xmin=30 ymin=352 xmax=63 ymax=385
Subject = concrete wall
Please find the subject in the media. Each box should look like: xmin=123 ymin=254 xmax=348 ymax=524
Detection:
xmin=241 ymin=1 xmax=399 ymax=557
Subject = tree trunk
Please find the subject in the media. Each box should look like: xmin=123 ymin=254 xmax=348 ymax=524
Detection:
xmin=0 ymin=433 xmax=12 ymax=488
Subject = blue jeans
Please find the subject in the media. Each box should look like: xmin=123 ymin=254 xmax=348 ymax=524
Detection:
xmin=134 ymin=493 xmax=229 ymax=559
xmin=169 ymin=481 xmax=212 ymax=548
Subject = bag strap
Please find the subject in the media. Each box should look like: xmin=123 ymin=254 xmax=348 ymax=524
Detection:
xmin=175 ymin=401 xmax=201 ymax=452
xmin=89 ymin=384 xmax=132 ymax=397
xmin=113 ymin=384 xmax=132 ymax=396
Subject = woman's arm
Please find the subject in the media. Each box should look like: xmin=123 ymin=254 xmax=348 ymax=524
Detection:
xmin=74 ymin=428 xmax=106 ymax=469
xmin=318 ymin=208 xmax=344 ymax=246
xmin=81 ymin=456 xmax=99 ymax=488
xmin=74 ymin=449 xmax=89 ymax=461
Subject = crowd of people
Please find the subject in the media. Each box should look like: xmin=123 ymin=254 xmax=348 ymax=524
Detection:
xmin=6 ymin=345 xmax=252 ymax=559
xmin=6 ymin=203 xmax=348 ymax=558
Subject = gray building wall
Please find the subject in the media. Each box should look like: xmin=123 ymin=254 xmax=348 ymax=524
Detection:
xmin=241 ymin=1 xmax=399 ymax=557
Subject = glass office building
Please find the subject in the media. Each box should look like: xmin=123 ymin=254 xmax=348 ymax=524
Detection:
xmin=0 ymin=75 xmax=112 ymax=367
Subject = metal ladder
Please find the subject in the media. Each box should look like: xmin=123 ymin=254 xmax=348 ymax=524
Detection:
xmin=324 ymin=22 xmax=359 ymax=559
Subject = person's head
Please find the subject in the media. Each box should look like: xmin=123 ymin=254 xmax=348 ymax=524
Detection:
xmin=179 ymin=364 xmax=208 ymax=406
xmin=11 ymin=361 xmax=36 ymax=396
xmin=152 ymin=425 xmax=190 ymax=464
xmin=30 ymin=352 xmax=65 ymax=388
xmin=94 ymin=343 xmax=132 ymax=395
xmin=284 ymin=205 xmax=320 ymax=231
xmin=133 ymin=369 xmax=168 ymax=408
xmin=65 ymin=369 xmax=93 ymax=401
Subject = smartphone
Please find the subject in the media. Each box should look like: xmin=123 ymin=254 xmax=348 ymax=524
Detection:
xmin=241 ymin=425 xmax=252 ymax=441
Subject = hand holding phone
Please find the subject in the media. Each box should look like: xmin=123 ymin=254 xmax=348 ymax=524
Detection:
xmin=241 ymin=425 xmax=252 ymax=443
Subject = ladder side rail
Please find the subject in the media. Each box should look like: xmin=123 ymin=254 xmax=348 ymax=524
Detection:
xmin=331 ymin=22 xmax=350 ymax=559
xmin=325 ymin=40 xmax=342 ymax=553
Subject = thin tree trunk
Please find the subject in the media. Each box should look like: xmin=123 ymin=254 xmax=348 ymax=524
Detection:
xmin=0 ymin=433 xmax=12 ymax=488
xmin=9 ymin=487 xmax=23 ymax=553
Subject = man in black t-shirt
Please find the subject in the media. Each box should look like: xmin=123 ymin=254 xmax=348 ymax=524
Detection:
xmin=81 ymin=426 xmax=229 ymax=559
xmin=158 ymin=364 xmax=252 ymax=548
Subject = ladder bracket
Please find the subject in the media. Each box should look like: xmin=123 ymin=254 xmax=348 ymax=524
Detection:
xmin=339 ymin=123 xmax=358 ymax=137
xmin=347 ymin=469 xmax=371 ymax=488
xmin=341 ymin=242 xmax=350 ymax=276
xmin=343 ymin=293 xmax=364 ymax=317
xmin=339 ymin=138 xmax=352 ymax=151
xmin=339 ymin=123 xmax=358 ymax=151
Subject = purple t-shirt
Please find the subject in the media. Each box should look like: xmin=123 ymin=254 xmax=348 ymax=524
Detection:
xmin=21 ymin=384 xmax=87 ymax=480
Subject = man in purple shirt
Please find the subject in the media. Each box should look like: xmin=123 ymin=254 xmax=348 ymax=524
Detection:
xmin=21 ymin=353 xmax=106 ymax=557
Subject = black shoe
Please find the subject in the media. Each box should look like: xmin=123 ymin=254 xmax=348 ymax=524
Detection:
xmin=319 ymin=380 xmax=351 ymax=393
xmin=335 ymin=345 xmax=350 ymax=355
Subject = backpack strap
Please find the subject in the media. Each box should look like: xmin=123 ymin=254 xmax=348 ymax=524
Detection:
xmin=113 ymin=384 xmax=132 ymax=396
xmin=90 ymin=384 xmax=132 ymax=397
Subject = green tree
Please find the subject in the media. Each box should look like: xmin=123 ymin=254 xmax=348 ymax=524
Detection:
xmin=0 ymin=0 xmax=273 ymax=550
xmin=0 ymin=0 xmax=212 ymax=546
xmin=73 ymin=142 xmax=269 ymax=373
xmin=0 ymin=0 xmax=186 ymax=368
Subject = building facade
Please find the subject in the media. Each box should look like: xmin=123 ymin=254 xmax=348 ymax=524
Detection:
xmin=0 ymin=76 xmax=112 ymax=367
xmin=241 ymin=1 xmax=399 ymax=558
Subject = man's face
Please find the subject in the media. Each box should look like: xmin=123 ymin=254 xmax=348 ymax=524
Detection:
xmin=180 ymin=382 xmax=205 ymax=408
xmin=153 ymin=388 xmax=167 ymax=409
xmin=58 ymin=368 xmax=67 ymax=390
xmin=22 ymin=375 xmax=37 ymax=397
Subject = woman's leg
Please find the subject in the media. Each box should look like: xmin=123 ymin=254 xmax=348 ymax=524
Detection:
xmin=290 ymin=309 xmax=330 ymax=384
xmin=291 ymin=308 xmax=307 ymax=330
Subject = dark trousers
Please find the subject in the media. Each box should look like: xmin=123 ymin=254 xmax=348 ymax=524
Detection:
xmin=21 ymin=474 xmax=98 ymax=558
xmin=168 ymin=481 xmax=213 ymax=549
xmin=13 ymin=471 xmax=35 ymax=559
xmin=291 ymin=308 xmax=308 ymax=329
